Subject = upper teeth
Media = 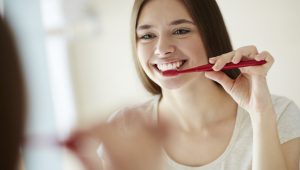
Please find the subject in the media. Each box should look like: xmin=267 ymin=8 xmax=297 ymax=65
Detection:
xmin=157 ymin=61 xmax=183 ymax=71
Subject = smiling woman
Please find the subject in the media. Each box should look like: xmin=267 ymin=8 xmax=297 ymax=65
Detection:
xmin=65 ymin=0 xmax=300 ymax=170
xmin=132 ymin=0 xmax=240 ymax=94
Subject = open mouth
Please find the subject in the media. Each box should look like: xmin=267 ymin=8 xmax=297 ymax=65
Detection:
xmin=154 ymin=60 xmax=187 ymax=72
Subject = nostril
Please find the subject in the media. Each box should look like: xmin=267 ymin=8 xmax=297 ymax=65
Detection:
xmin=154 ymin=45 xmax=176 ymax=57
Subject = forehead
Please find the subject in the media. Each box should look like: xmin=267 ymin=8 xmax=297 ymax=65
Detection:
xmin=137 ymin=0 xmax=193 ymax=26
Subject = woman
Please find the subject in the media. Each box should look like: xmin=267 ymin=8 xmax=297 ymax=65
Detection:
xmin=67 ymin=0 xmax=300 ymax=170
xmin=0 ymin=16 xmax=26 ymax=170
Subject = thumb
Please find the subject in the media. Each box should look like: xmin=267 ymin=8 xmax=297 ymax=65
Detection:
xmin=204 ymin=71 xmax=234 ymax=93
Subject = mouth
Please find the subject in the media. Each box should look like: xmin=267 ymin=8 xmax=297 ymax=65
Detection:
xmin=153 ymin=60 xmax=187 ymax=73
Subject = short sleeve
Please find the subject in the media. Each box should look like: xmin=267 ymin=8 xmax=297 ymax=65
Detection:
xmin=276 ymin=99 xmax=300 ymax=144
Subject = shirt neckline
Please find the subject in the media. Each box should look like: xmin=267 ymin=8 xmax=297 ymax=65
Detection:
xmin=152 ymin=95 xmax=243 ymax=169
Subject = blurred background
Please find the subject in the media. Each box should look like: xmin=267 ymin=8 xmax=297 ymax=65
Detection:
xmin=1 ymin=0 xmax=300 ymax=170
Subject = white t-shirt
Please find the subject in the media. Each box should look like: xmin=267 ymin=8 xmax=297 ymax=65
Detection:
xmin=98 ymin=95 xmax=300 ymax=170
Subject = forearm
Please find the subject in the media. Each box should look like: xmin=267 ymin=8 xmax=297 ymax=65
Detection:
xmin=251 ymin=110 xmax=288 ymax=170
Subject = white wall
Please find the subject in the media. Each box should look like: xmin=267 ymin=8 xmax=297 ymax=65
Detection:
xmin=0 ymin=0 xmax=3 ymax=15
xmin=216 ymin=0 xmax=300 ymax=105
xmin=67 ymin=0 xmax=147 ymax=124
xmin=69 ymin=0 xmax=300 ymax=123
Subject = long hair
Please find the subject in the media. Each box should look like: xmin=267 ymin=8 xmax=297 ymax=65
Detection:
xmin=0 ymin=16 xmax=26 ymax=170
xmin=130 ymin=0 xmax=240 ymax=95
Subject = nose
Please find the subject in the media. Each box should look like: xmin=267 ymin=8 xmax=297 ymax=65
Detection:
xmin=154 ymin=35 xmax=175 ymax=58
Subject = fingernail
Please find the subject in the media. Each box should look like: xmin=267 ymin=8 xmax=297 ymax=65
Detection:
xmin=209 ymin=59 xmax=214 ymax=63
xmin=232 ymin=59 xmax=239 ymax=64
xmin=255 ymin=55 xmax=261 ymax=61
xmin=213 ymin=64 xmax=219 ymax=71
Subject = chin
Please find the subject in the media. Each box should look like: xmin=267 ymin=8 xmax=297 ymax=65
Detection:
xmin=156 ymin=75 xmax=192 ymax=91
xmin=157 ymin=73 xmax=207 ymax=91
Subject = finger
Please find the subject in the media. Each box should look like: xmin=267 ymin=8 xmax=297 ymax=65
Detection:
xmin=237 ymin=45 xmax=259 ymax=59
xmin=209 ymin=56 xmax=217 ymax=64
xmin=77 ymin=153 xmax=104 ymax=170
xmin=64 ymin=122 xmax=112 ymax=152
xmin=232 ymin=50 xmax=243 ymax=64
xmin=240 ymin=51 xmax=274 ymax=76
xmin=212 ymin=51 xmax=235 ymax=71
xmin=256 ymin=51 xmax=274 ymax=71
xmin=65 ymin=130 xmax=104 ymax=170
xmin=255 ymin=51 xmax=274 ymax=67
xmin=205 ymin=71 xmax=234 ymax=93
xmin=64 ymin=130 xmax=89 ymax=150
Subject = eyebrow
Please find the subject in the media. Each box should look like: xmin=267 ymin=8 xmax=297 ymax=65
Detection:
xmin=170 ymin=19 xmax=194 ymax=26
xmin=137 ymin=19 xmax=194 ymax=30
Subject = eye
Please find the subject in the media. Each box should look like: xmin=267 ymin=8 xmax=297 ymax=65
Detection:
xmin=139 ymin=33 xmax=156 ymax=40
xmin=173 ymin=29 xmax=191 ymax=35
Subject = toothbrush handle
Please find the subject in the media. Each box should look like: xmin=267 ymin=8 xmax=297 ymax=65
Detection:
xmin=222 ymin=60 xmax=267 ymax=70
xmin=162 ymin=60 xmax=267 ymax=76
xmin=196 ymin=60 xmax=267 ymax=72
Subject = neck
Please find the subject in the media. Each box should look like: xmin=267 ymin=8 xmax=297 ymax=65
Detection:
xmin=159 ymin=76 xmax=237 ymax=131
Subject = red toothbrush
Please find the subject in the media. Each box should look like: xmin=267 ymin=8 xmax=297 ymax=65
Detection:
xmin=162 ymin=59 xmax=267 ymax=76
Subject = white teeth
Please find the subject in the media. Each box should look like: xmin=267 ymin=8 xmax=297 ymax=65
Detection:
xmin=162 ymin=64 xmax=167 ymax=70
xmin=156 ymin=61 xmax=184 ymax=71
xmin=172 ymin=63 xmax=176 ymax=68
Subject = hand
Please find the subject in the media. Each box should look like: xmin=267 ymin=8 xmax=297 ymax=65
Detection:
xmin=63 ymin=125 xmax=104 ymax=170
xmin=64 ymin=119 xmax=165 ymax=170
xmin=204 ymin=45 xmax=275 ymax=116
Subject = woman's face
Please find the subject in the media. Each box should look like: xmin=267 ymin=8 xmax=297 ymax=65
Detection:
xmin=136 ymin=0 xmax=208 ymax=90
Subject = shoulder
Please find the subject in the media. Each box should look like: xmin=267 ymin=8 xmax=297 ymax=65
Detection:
xmin=106 ymin=95 xmax=161 ymax=127
xmin=271 ymin=95 xmax=300 ymax=143
xmin=271 ymin=95 xmax=300 ymax=120
xmin=97 ymin=95 xmax=160 ymax=159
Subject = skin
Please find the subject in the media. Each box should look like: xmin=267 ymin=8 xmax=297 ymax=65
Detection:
xmin=65 ymin=120 xmax=164 ymax=170
xmin=136 ymin=0 xmax=208 ymax=90
xmin=66 ymin=0 xmax=300 ymax=169
xmin=137 ymin=0 xmax=238 ymax=166
xmin=136 ymin=0 xmax=300 ymax=169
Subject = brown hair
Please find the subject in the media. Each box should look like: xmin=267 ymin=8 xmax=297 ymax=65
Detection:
xmin=130 ymin=0 xmax=240 ymax=95
xmin=0 ymin=17 xmax=26 ymax=170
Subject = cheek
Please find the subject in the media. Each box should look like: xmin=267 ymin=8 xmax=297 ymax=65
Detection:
xmin=137 ymin=44 xmax=152 ymax=68
xmin=180 ymin=37 xmax=208 ymax=63
xmin=137 ymin=47 xmax=146 ymax=68
xmin=137 ymin=45 xmax=158 ymax=83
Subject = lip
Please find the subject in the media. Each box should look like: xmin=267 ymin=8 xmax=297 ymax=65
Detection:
xmin=152 ymin=59 xmax=187 ymax=74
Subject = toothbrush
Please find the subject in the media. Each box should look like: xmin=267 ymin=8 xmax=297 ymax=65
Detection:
xmin=162 ymin=59 xmax=266 ymax=76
